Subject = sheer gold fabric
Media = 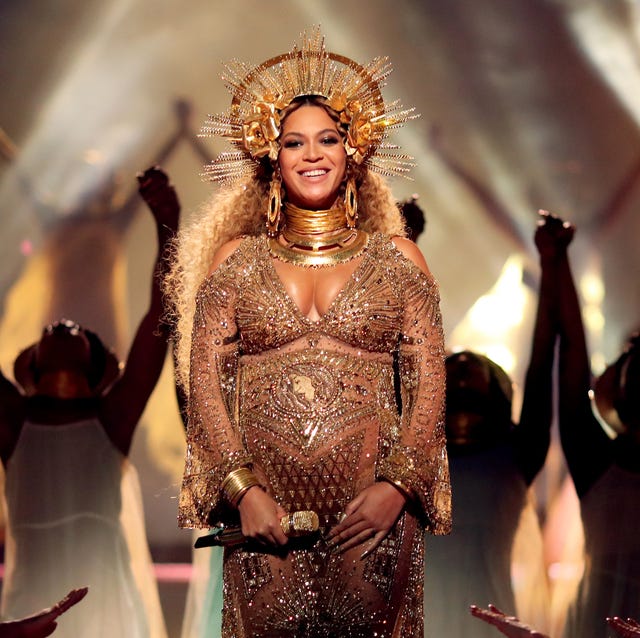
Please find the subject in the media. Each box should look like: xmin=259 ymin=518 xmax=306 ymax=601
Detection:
xmin=179 ymin=233 xmax=451 ymax=637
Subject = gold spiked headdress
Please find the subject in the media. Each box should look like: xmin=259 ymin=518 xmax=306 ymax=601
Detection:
xmin=200 ymin=27 xmax=417 ymax=184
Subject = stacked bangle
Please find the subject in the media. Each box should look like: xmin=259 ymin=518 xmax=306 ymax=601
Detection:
xmin=221 ymin=467 xmax=261 ymax=507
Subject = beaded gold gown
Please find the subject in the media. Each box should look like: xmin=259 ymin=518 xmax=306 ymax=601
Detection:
xmin=179 ymin=233 xmax=451 ymax=638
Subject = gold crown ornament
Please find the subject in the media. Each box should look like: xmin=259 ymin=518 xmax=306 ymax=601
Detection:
xmin=200 ymin=27 xmax=418 ymax=184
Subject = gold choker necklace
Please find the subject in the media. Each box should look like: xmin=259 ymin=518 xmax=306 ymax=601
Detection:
xmin=268 ymin=203 xmax=369 ymax=266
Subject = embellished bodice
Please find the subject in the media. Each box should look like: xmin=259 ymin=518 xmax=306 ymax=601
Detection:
xmin=220 ymin=234 xmax=405 ymax=354
xmin=178 ymin=232 xmax=450 ymax=637
xmin=180 ymin=232 xmax=450 ymax=533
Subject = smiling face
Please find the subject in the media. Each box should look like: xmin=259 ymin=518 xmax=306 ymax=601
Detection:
xmin=278 ymin=103 xmax=347 ymax=210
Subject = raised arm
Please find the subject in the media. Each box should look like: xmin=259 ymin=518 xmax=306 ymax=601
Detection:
xmin=100 ymin=167 xmax=179 ymax=455
xmin=515 ymin=212 xmax=562 ymax=484
xmin=550 ymin=214 xmax=612 ymax=496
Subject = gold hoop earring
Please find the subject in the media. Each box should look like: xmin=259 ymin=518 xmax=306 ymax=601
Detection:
xmin=267 ymin=173 xmax=282 ymax=237
xmin=345 ymin=177 xmax=358 ymax=229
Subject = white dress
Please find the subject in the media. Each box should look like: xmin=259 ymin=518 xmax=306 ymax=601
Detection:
xmin=423 ymin=444 xmax=528 ymax=638
xmin=1 ymin=419 xmax=167 ymax=638
xmin=180 ymin=540 xmax=223 ymax=638
xmin=562 ymin=465 xmax=640 ymax=638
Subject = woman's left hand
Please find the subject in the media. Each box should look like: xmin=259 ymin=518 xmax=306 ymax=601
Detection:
xmin=326 ymin=481 xmax=406 ymax=557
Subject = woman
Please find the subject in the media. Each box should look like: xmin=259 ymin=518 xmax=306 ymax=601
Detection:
xmin=0 ymin=168 xmax=177 ymax=638
xmin=542 ymin=211 xmax=640 ymax=638
xmin=425 ymin=346 xmax=552 ymax=637
xmin=170 ymin=29 xmax=451 ymax=637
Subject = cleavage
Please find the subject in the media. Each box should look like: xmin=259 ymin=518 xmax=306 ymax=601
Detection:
xmin=271 ymin=257 xmax=363 ymax=322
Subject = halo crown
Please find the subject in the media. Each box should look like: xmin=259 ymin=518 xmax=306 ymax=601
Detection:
xmin=200 ymin=27 xmax=418 ymax=184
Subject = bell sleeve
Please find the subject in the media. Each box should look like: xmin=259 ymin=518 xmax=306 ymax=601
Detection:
xmin=178 ymin=270 xmax=252 ymax=529
xmin=377 ymin=263 xmax=452 ymax=535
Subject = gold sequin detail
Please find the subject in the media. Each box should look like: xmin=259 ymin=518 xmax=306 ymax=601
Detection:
xmin=179 ymin=233 xmax=450 ymax=637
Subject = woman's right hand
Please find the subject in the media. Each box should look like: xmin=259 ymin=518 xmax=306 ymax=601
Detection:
xmin=237 ymin=487 xmax=289 ymax=546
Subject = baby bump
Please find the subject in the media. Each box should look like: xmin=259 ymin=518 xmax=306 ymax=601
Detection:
xmin=238 ymin=349 xmax=397 ymax=530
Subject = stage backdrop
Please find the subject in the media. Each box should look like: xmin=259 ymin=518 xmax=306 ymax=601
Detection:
xmin=1 ymin=0 xmax=639 ymax=561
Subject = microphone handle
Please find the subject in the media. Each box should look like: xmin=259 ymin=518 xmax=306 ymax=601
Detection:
xmin=194 ymin=510 xmax=320 ymax=548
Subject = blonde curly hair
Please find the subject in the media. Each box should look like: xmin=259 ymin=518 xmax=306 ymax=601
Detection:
xmin=166 ymin=109 xmax=408 ymax=392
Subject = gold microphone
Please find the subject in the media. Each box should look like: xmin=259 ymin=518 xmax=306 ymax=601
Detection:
xmin=194 ymin=510 xmax=320 ymax=548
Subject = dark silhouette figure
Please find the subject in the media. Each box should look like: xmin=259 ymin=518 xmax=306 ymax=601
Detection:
xmin=0 ymin=168 xmax=179 ymax=637
xmin=543 ymin=212 xmax=640 ymax=638
xmin=424 ymin=211 xmax=557 ymax=637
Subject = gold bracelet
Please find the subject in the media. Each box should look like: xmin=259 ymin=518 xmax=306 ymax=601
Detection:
xmin=221 ymin=467 xmax=261 ymax=507
xmin=382 ymin=477 xmax=413 ymax=501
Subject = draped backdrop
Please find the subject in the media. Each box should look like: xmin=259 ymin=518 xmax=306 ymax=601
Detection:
xmin=1 ymin=0 xmax=639 ymax=565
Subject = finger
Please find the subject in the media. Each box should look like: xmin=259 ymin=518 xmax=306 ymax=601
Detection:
xmin=273 ymin=524 xmax=289 ymax=546
xmin=343 ymin=492 xmax=365 ymax=516
xmin=259 ymin=522 xmax=289 ymax=547
xmin=470 ymin=607 xmax=492 ymax=620
xmin=252 ymin=532 xmax=278 ymax=547
xmin=272 ymin=505 xmax=291 ymax=544
xmin=264 ymin=531 xmax=287 ymax=547
xmin=327 ymin=518 xmax=370 ymax=547
xmin=327 ymin=510 xmax=359 ymax=539
xmin=470 ymin=609 xmax=493 ymax=623
xmin=335 ymin=526 xmax=376 ymax=554
xmin=56 ymin=587 xmax=89 ymax=614
xmin=360 ymin=530 xmax=386 ymax=560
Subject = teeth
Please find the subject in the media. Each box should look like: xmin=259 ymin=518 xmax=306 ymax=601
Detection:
xmin=302 ymin=169 xmax=327 ymax=177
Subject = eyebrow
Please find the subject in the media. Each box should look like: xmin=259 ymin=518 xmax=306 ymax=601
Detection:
xmin=281 ymin=127 xmax=339 ymax=139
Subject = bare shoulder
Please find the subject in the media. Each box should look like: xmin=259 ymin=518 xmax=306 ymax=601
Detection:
xmin=207 ymin=237 xmax=246 ymax=277
xmin=391 ymin=236 xmax=432 ymax=276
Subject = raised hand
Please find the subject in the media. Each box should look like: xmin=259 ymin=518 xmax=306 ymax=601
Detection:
xmin=534 ymin=209 xmax=574 ymax=259
xmin=0 ymin=587 xmax=88 ymax=638
xmin=470 ymin=604 xmax=549 ymax=638
xmin=137 ymin=166 xmax=180 ymax=230
xmin=608 ymin=617 xmax=640 ymax=638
